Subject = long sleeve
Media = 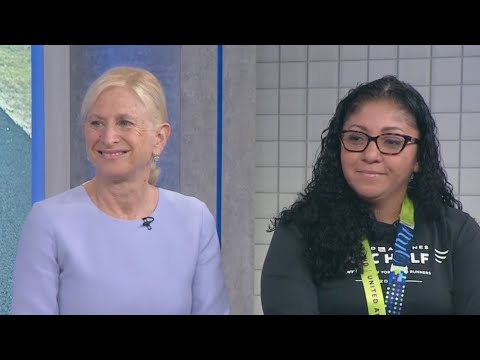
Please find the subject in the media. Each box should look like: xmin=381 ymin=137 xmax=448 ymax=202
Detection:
xmin=191 ymin=203 xmax=230 ymax=315
xmin=11 ymin=203 xmax=60 ymax=315
xmin=453 ymin=215 xmax=480 ymax=314
xmin=261 ymin=223 xmax=319 ymax=314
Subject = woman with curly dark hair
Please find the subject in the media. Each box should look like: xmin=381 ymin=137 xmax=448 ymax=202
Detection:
xmin=261 ymin=75 xmax=480 ymax=315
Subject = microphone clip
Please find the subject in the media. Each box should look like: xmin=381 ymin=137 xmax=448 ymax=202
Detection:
xmin=142 ymin=216 xmax=154 ymax=230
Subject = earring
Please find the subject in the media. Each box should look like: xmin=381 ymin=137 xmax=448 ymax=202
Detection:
xmin=153 ymin=155 xmax=160 ymax=162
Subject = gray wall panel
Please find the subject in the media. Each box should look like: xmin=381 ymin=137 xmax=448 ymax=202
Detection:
xmin=44 ymin=45 xmax=70 ymax=198
xmin=222 ymin=45 xmax=256 ymax=314
xmin=180 ymin=45 xmax=217 ymax=215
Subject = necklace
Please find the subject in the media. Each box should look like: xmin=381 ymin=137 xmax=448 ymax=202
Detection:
xmin=84 ymin=180 xmax=158 ymax=220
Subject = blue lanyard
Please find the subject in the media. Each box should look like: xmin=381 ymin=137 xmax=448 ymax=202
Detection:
xmin=361 ymin=196 xmax=415 ymax=315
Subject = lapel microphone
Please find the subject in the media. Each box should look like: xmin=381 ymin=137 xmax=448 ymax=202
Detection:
xmin=142 ymin=216 xmax=154 ymax=230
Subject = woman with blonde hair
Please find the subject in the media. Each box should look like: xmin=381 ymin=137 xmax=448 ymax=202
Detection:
xmin=12 ymin=66 xmax=230 ymax=315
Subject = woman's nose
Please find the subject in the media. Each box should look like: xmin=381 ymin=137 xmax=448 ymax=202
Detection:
xmin=100 ymin=124 xmax=120 ymax=145
xmin=362 ymin=140 xmax=382 ymax=161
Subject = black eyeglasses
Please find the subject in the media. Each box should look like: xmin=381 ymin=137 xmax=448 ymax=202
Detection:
xmin=340 ymin=130 xmax=420 ymax=155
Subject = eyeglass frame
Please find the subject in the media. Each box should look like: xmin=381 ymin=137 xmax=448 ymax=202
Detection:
xmin=340 ymin=130 xmax=420 ymax=155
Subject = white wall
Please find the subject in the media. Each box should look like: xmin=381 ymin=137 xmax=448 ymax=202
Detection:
xmin=255 ymin=45 xmax=480 ymax=315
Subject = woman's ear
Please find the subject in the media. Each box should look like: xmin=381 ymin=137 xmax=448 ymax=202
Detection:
xmin=154 ymin=122 xmax=171 ymax=156
xmin=414 ymin=160 xmax=420 ymax=173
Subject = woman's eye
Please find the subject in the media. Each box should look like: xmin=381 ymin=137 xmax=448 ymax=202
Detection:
xmin=348 ymin=135 xmax=363 ymax=142
xmin=383 ymin=137 xmax=402 ymax=146
xmin=89 ymin=120 xmax=102 ymax=128
xmin=118 ymin=119 xmax=133 ymax=127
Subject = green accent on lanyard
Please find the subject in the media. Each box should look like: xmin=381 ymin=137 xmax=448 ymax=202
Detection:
xmin=360 ymin=240 xmax=386 ymax=315
xmin=360 ymin=195 xmax=415 ymax=315
xmin=399 ymin=195 xmax=414 ymax=228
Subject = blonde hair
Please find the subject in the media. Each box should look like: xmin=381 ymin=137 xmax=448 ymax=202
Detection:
xmin=81 ymin=66 xmax=168 ymax=185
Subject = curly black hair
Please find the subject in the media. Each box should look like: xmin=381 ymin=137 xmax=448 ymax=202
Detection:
xmin=269 ymin=75 xmax=461 ymax=285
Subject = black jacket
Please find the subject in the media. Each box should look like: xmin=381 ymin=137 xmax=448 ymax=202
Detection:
xmin=261 ymin=206 xmax=480 ymax=314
